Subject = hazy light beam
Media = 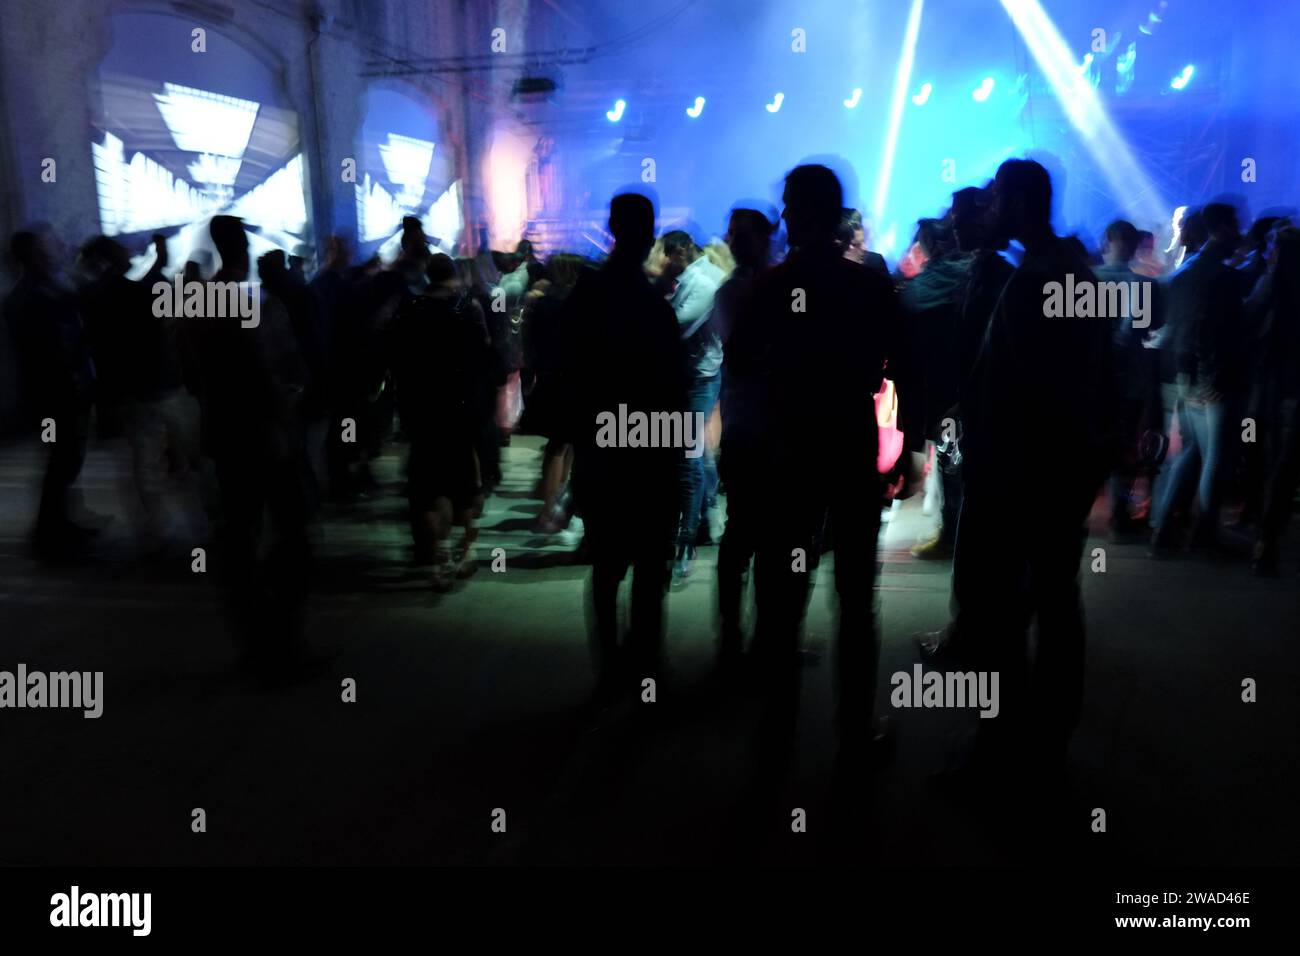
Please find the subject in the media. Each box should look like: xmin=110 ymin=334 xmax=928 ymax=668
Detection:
xmin=1000 ymin=0 xmax=1168 ymax=227
xmin=872 ymin=0 xmax=925 ymax=226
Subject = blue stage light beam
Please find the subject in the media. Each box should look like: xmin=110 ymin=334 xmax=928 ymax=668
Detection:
xmin=999 ymin=0 xmax=1168 ymax=228
xmin=871 ymin=0 xmax=925 ymax=231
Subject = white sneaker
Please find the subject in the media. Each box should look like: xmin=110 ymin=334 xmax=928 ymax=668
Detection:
xmin=921 ymin=467 xmax=939 ymax=515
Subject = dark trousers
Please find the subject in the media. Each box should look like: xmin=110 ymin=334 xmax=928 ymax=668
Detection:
xmin=948 ymin=484 xmax=983 ymax=646
xmin=828 ymin=492 xmax=883 ymax=748
xmin=582 ymin=488 xmax=676 ymax=691
xmin=1237 ymin=383 xmax=1269 ymax=525
xmin=749 ymin=509 xmax=814 ymax=781
xmin=717 ymin=444 xmax=762 ymax=659
xmin=325 ymin=401 xmax=361 ymax=495
xmin=214 ymin=444 xmax=312 ymax=662
xmin=36 ymin=403 xmax=90 ymax=541
xmin=959 ymin=481 xmax=1095 ymax=756
xmin=1259 ymin=396 xmax=1300 ymax=557
xmin=1108 ymin=393 xmax=1148 ymax=529
xmin=749 ymin=466 xmax=882 ymax=757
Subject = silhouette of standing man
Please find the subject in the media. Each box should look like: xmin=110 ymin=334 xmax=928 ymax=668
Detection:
xmin=957 ymin=159 xmax=1115 ymax=778
xmin=558 ymin=192 xmax=685 ymax=706
xmin=727 ymin=165 xmax=902 ymax=776
xmin=190 ymin=216 xmax=311 ymax=680
xmin=4 ymin=226 xmax=97 ymax=561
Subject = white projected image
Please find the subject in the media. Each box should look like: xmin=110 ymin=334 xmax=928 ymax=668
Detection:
xmin=356 ymin=132 xmax=459 ymax=247
xmin=92 ymin=79 xmax=309 ymax=267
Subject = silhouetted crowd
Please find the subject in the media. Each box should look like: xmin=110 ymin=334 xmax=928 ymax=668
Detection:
xmin=5 ymin=159 xmax=1299 ymax=789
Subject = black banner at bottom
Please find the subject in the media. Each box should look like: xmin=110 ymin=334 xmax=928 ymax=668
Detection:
xmin=0 ymin=865 xmax=1292 ymax=941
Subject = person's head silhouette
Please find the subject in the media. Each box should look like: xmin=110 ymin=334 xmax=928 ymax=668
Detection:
xmin=427 ymin=252 xmax=457 ymax=288
xmin=210 ymin=215 xmax=249 ymax=277
xmin=1179 ymin=209 xmax=1208 ymax=254
xmin=258 ymin=248 xmax=287 ymax=282
xmin=781 ymin=164 xmax=843 ymax=252
xmin=1103 ymin=220 xmax=1139 ymax=265
xmin=726 ymin=208 xmax=776 ymax=272
xmin=990 ymin=158 xmax=1053 ymax=247
xmin=1201 ymin=202 xmax=1241 ymax=247
xmin=608 ymin=192 xmax=656 ymax=264
xmin=8 ymin=224 xmax=61 ymax=279
xmin=82 ymin=236 xmax=131 ymax=278
xmin=949 ymin=186 xmax=993 ymax=253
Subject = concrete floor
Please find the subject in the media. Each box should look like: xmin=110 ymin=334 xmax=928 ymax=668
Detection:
xmin=1 ymin=433 xmax=1297 ymax=866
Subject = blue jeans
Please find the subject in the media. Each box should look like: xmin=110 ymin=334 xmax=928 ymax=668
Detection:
xmin=677 ymin=373 xmax=721 ymax=547
xmin=1153 ymin=396 xmax=1227 ymax=541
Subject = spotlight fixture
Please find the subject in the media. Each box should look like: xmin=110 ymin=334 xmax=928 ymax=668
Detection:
xmin=606 ymin=98 xmax=626 ymax=122
xmin=686 ymin=96 xmax=705 ymax=118
xmin=911 ymin=82 xmax=932 ymax=106
xmin=972 ymin=77 xmax=995 ymax=101
xmin=765 ymin=92 xmax=784 ymax=113
xmin=843 ymin=87 xmax=862 ymax=109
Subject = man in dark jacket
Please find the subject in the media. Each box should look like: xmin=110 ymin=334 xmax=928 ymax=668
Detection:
xmin=957 ymin=159 xmax=1115 ymax=776
xmin=189 ymin=216 xmax=311 ymax=677
xmin=899 ymin=217 xmax=968 ymax=559
xmin=915 ymin=186 xmax=1016 ymax=669
xmin=728 ymin=165 xmax=902 ymax=775
xmin=1095 ymin=220 xmax=1161 ymax=536
xmin=4 ymin=226 xmax=97 ymax=560
xmin=557 ymin=192 xmax=686 ymax=705
xmin=1247 ymin=225 xmax=1300 ymax=574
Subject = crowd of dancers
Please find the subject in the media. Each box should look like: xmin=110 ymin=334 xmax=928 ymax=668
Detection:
xmin=5 ymin=156 xmax=1299 ymax=785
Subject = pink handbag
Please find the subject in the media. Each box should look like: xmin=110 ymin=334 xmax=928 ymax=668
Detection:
xmin=875 ymin=378 xmax=904 ymax=474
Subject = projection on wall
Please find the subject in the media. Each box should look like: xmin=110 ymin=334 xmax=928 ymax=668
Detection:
xmin=354 ymin=86 xmax=462 ymax=259
xmin=90 ymin=13 xmax=313 ymax=278
xmin=92 ymin=77 xmax=309 ymax=276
